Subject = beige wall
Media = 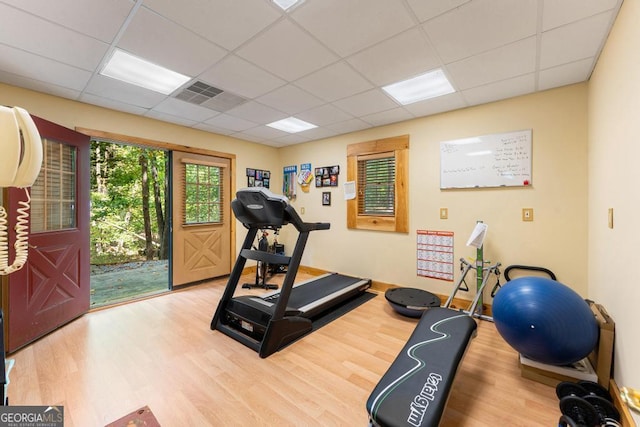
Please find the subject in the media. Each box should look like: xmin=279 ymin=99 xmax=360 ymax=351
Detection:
xmin=281 ymin=84 xmax=589 ymax=300
xmin=588 ymin=0 xmax=639 ymax=421
xmin=0 ymin=83 xmax=283 ymax=256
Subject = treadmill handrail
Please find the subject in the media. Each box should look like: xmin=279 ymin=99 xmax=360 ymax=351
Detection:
xmin=233 ymin=187 xmax=331 ymax=233
xmin=240 ymin=249 xmax=291 ymax=265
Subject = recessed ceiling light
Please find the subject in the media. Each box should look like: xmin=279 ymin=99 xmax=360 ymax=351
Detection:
xmin=100 ymin=49 xmax=191 ymax=95
xmin=272 ymin=0 xmax=302 ymax=11
xmin=383 ymin=69 xmax=455 ymax=105
xmin=267 ymin=117 xmax=317 ymax=133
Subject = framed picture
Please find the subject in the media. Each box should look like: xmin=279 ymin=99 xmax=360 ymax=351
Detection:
xmin=246 ymin=168 xmax=270 ymax=188
xmin=315 ymin=165 xmax=340 ymax=187
xmin=322 ymin=191 xmax=331 ymax=206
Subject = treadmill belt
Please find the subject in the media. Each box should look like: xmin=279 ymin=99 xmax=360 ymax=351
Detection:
xmin=265 ymin=273 xmax=362 ymax=309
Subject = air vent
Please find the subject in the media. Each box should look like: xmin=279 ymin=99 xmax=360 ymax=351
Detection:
xmin=174 ymin=80 xmax=247 ymax=112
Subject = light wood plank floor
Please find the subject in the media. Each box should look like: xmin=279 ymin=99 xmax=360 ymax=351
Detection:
xmin=8 ymin=273 xmax=560 ymax=426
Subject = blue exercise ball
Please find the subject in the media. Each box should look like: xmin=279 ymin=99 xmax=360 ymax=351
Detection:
xmin=492 ymin=276 xmax=598 ymax=366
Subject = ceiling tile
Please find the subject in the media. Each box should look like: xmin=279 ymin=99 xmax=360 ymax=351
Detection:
xmin=240 ymin=125 xmax=288 ymax=139
xmin=0 ymin=70 xmax=81 ymax=101
xmin=542 ymin=0 xmax=619 ymax=31
xmin=462 ymin=73 xmax=536 ymax=107
xmin=84 ymin=75 xmax=167 ymax=109
xmin=0 ymin=0 xmax=624 ymax=148
xmin=405 ymin=0 xmax=472 ymax=23
xmin=333 ymin=89 xmax=399 ymax=117
xmin=361 ymin=108 xmax=414 ymax=127
xmin=0 ymin=3 xmax=109 ymax=71
xmin=294 ymin=62 xmax=373 ymax=103
xmin=273 ymin=133 xmax=312 ymax=146
xmin=225 ymin=101 xmax=287 ymax=125
xmin=236 ymin=19 xmax=337 ymax=82
xmin=298 ymin=126 xmax=340 ymax=141
xmin=151 ymin=98 xmax=219 ymax=122
xmin=296 ymin=104 xmax=353 ymax=126
xmin=257 ymin=85 xmax=324 ymax=115
xmin=291 ymin=0 xmax=415 ymax=57
xmin=424 ymin=0 xmax=538 ymax=63
xmin=118 ymin=6 xmax=228 ymax=77
xmin=347 ymin=28 xmax=442 ymax=86
xmin=0 ymin=44 xmax=92 ymax=91
xmin=446 ymin=37 xmax=536 ymax=90
xmin=145 ymin=110 xmax=198 ymax=127
xmin=204 ymin=113 xmax=257 ymax=132
xmin=142 ymin=0 xmax=281 ymax=51
xmin=540 ymin=11 xmax=614 ymax=70
xmin=403 ymin=92 xmax=467 ymax=117
xmin=230 ymin=131 xmax=266 ymax=143
xmin=193 ymin=122 xmax=235 ymax=135
xmin=0 ymin=0 xmax=134 ymax=43
xmin=326 ymin=118 xmax=371 ymax=134
xmin=198 ymin=55 xmax=285 ymax=99
xmin=538 ymin=58 xmax=594 ymax=91
xmin=79 ymin=93 xmax=150 ymax=115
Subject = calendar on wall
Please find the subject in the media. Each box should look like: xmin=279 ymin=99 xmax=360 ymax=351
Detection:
xmin=417 ymin=230 xmax=454 ymax=281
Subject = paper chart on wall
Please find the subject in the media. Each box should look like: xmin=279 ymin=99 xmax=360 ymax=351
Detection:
xmin=417 ymin=230 xmax=454 ymax=281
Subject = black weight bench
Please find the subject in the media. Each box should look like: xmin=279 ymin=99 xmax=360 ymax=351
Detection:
xmin=367 ymin=307 xmax=477 ymax=427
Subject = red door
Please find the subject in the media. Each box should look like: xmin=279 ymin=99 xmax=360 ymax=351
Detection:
xmin=5 ymin=116 xmax=90 ymax=352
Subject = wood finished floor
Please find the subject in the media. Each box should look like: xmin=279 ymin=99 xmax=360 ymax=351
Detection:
xmin=8 ymin=273 xmax=560 ymax=426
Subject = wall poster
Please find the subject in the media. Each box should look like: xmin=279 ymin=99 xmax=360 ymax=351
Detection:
xmin=417 ymin=230 xmax=454 ymax=281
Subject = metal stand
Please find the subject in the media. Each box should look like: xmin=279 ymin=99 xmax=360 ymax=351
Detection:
xmin=444 ymin=257 xmax=501 ymax=322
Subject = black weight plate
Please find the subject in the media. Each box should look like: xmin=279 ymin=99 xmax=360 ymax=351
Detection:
xmin=583 ymin=395 xmax=620 ymax=422
xmin=559 ymin=396 xmax=599 ymax=427
xmin=558 ymin=414 xmax=580 ymax=427
xmin=556 ymin=381 xmax=588 ymax=399
xmin=578 ymin=380 xmax=613 ymax=401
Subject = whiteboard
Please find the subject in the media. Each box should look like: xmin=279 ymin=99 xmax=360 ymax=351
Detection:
xmin=440 ymin=129 xmax=532 ymax=189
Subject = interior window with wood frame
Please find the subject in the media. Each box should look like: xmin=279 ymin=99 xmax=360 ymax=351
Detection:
xmin=347 ymin=135 xmax=408 ymax=232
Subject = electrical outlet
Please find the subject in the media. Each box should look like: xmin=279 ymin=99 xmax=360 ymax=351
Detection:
xmin=522 ymin=208 xmax=533 ymax=221
xmin=440 ymin=208 xmax=448 ymax=219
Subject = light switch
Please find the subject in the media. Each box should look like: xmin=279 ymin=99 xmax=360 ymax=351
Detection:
xmin=440 ymin=208 xmax=448 ymax=219
xmin=522 ymin=208 xmax=533 ymax=221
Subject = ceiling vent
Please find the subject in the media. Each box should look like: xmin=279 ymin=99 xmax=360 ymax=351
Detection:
xmin=174 ymin=81 xmax=247 ymax=111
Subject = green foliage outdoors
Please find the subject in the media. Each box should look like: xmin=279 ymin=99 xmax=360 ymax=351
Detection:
xmin=90 ymin=141 xmax=167 ymax=265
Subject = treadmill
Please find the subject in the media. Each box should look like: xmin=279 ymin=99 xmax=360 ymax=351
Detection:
xmin=211 ymin=187 xmax=371 ymax=358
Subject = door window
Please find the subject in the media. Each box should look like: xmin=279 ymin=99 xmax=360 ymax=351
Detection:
xmin=30 ymin=139 xmax=76 ymax=232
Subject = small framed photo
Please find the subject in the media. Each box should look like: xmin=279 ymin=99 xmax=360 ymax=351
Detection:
xmin=322 ymin=191 xmax=331 ymax=206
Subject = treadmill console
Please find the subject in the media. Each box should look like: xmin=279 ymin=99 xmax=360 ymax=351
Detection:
xmin=232 ymin=187 xmax=290 ymax=229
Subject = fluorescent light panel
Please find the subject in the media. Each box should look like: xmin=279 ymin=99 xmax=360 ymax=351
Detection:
xmin=267 ymin=117 xmax=317 ymax=133
xmin=100 ymin=49 xmax=191 ymax=95
xmin=273 ymin=0 xmax=301 ymax=10
xmin=383 ymin=68 xmax=455 ymax=105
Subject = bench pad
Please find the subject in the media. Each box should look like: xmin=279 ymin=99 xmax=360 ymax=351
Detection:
xmin=367 ymin=307 xmax=477 ymax=427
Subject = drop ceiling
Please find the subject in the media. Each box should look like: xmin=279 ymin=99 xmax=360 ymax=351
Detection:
xmin=0 ymin=0 xmax=623 ymax=147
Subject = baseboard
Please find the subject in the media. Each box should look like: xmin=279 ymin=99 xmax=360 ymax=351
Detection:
xmin=240 ymin=265 xmax=493 ymax=316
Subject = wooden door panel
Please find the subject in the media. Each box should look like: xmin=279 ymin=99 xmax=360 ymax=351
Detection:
xmin=172 ymin=151 xmax=231 ymax=286
xmin=6 ymin=116 xmax=89 ymax=352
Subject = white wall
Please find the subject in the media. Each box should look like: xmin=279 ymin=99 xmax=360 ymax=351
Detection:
xmin=588 ymin=0 xmax=640 ymax=422
xmin=281 ymin=84 xmax=589 ymax=301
